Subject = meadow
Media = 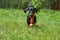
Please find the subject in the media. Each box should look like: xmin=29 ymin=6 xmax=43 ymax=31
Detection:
xmin=0 ymin=9 xmax=60 ymax=40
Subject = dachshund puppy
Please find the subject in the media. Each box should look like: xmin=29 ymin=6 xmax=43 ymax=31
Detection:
xmin=24 ymin=5 xmax=37 ymax=27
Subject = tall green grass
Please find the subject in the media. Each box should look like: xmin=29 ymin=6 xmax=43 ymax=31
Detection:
xmin=0 ymin=9 xmax=60 ymax=40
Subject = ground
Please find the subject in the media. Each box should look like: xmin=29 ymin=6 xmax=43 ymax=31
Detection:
xmin=0 ymin=9 xmax=60 ymax=40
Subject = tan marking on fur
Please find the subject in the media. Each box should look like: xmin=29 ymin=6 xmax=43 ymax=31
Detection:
xmin=29 ymin=14 xmax=35 ymax=27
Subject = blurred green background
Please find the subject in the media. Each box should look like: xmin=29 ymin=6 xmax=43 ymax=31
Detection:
xmin=0 ymin=0 xmax=60 ymax=10
xmin=0 ymin=0 xmax=60 ymax=40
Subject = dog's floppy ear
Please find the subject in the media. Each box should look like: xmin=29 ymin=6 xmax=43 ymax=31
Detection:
xmin=24 ymin=10 xmax=26 ymax=13
xmin=34 ymin=8 xmax=38 ymax=13
xmin=23 ymin=7 xmax=26 ymax=13
xmin=24 ymin=7 xmax=29 ymax=13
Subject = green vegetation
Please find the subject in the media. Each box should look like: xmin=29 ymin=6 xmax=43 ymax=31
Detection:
xmin=0 ymin=0 xmax=56 ymax=9
xmin=0 ymin=9 xmax=60 ymax=40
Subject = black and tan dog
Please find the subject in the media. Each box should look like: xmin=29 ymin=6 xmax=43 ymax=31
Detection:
xmin=24 ymin=5 xmax=37 ymax=27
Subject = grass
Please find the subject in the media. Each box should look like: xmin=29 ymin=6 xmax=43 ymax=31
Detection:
xmin=0 ymin=9 xmax=60 ymax=40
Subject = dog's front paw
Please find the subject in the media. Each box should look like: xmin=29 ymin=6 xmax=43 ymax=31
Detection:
xmin=29 ymin=24 xmax=33 ymax=27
